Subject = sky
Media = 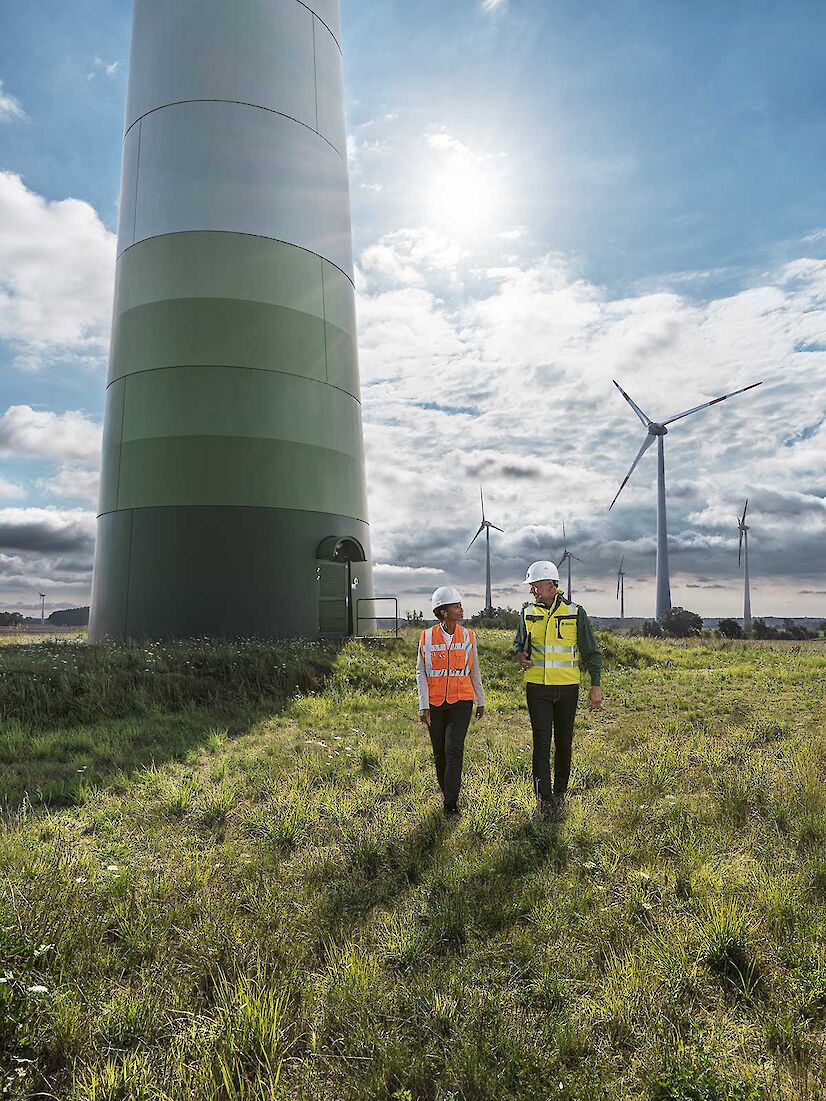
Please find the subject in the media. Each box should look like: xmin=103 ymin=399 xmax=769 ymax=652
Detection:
xmin=0 ymin=0 xmax=825 ymax=620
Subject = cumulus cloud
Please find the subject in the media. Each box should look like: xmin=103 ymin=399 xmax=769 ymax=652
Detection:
xmin=36 ymin=467 xmax=100 ymax=504
xmin=0 ymin=405 xmax=102 ymax=464
xmin=0 ymin=508 xmax=95 ymax=554
xmin=0 ymin=79 xmax=25 ymax=122
xmin=0 ymin=172 xmax=116 ymax=369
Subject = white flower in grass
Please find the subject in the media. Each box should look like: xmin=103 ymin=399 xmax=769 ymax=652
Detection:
xmin=27 ymin=985 xmax=49 ymax=994
xmin=106 ymin=864 xmax=120 ymax=872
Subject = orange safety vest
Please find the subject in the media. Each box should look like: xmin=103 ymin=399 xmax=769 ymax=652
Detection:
xmin=419 ymin=624 xmax=477 ymax=706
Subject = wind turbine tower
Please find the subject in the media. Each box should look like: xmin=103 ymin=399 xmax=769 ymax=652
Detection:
xmin=467 ymin=487 xmax=504 ymax=614
xmin=616 ymin=557 xmax=626 ymax=621
xmin=609 ymin=379 xmax=763 ymax=620
xmin=559 ymin=520 xmax=583 ymax=603
xmin=88 ymin=0 xmax=373 ymax=641
xmin=738 ymin=499 xmax=752 ymax=633
xmin=39 ymin=593 xmax=46 ymax=627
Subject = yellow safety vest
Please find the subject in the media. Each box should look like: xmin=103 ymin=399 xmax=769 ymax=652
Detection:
xmin=522 ymin=599 xmax=581 ymax=686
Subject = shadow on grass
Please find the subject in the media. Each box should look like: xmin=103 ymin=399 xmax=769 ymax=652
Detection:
xmin=0 ymin=639 xmax=337 ymax=813
xmin=319 ymin=807 xmax=450 ymax=930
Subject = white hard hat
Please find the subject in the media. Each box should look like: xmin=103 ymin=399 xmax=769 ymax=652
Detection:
xmin=523 ymin=561 xmax=560 ymax=584
xmin=431 ymin=586 xmax=463 ymax=612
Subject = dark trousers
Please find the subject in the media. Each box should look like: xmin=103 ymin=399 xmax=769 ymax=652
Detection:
xmin=428 ymin=699 xmax=473 ymax=809
xmin=526 ymin=683 xmax=579 ymax=799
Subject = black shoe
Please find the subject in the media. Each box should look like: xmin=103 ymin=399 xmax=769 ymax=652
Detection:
xmin=444 ymin=803 xmax=460 ymax=817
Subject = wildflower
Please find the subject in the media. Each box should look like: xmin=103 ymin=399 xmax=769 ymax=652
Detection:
xmin=106 ymin=864 xmax=120 ymax=872
xmin=27 ymin=985 xmax=49 ymax=995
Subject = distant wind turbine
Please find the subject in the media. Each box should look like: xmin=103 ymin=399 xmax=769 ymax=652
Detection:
xmin=609 ymin=378 xmax=763 ymax=619
xmin=616 ymin=557 xmax=626 ymax=621
xmin=559 ymin=520 xmax=584 ymax=603
xmin=39 ymin=592 xmax=46 ymax=626
xmin=467 ymin=486 xmax=504 ymax=614
xmin=738 ymin=499 xmax=752 ymax=633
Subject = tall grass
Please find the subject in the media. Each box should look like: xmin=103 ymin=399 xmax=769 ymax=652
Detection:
xmin=0 ymin=633 xmax=824 ymax=1099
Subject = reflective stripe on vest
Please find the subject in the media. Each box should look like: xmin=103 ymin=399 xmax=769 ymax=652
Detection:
xmin=420 ymin=625 xmax=476 ymax=705
xmin=523 ymin=600 xmax=581 ymax=686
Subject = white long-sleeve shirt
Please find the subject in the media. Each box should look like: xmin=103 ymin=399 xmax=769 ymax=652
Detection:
xmin=416 ymin=624 xmax=486 ymax=711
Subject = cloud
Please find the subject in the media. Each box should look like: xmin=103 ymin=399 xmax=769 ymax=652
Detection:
xmin=0 ymin=508 xmax=95 ymax=554
xmin=87 ymin=56 xmax=121 ymax=80
xmin=373 ymin=563 xmax=446 ymax=577
xmin=0 ymin=80 xmax=25 ymax=122
xmin=0 ymin=405 xmax=102 ymax=464
xmin=0 ymin=475 xmax=25 ymax=501
xmin=481 ymin=0 xmax=508 ymax=12
xmin=355 ymin=232 xmax=826 ymax=615
xmin=0 ymin=173 xmax=116 ymax=369
xmin=36 ymin=467 xmax=100 ymax=504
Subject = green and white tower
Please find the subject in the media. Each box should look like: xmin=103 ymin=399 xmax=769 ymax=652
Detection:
xmin=90 ymin=0 xmax=373 ymax=640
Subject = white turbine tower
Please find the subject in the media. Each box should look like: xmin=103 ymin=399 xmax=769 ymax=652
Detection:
xmin=467 ymin=486 xmax=504 ymax=614
xmin=559 ymin=520 xmax=583 ymax=603
xmin=617 ymin=556 xmax=626 ymax=621
xmin=39 ymin=592 xmax=46 ymax=627
xmin=609 ymin=379 xmax=763 ymax=620
xmin=738 ymin=499 xmax=752 ymax=633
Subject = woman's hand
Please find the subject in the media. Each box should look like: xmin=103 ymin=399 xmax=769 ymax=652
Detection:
xmin=475 ymin=706 xmax=485 ymax=721
xmin=420 ymin=709 xmax=431 ymax=727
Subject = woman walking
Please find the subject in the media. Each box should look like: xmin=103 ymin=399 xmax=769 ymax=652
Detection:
xmin=417 ymin=586 xmax=485 ymax=816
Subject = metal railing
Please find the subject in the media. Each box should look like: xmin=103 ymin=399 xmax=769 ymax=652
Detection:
xmin=356 ymin=597 xmax=400 ymax=639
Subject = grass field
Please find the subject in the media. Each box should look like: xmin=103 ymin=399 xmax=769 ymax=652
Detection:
xmin=1 ymin=631 xmax=825 ymax=1100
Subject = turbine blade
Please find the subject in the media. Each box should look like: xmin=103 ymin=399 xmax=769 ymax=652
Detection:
xmin=489 ymin=524 xmax=504 ymax=533
xmin=619 ymin=556 xmax=625 ymax=573
xmin=608 ymin=433 xmax=656 ymax=510
xmin=613 ymin=380 xmax=652 ymax=427
xmin=480 ymin=485 xmax=485 ymax=522
xmin=617 ymin=576 xmax=621 ymax=599
xmin=742 ymin=498 xmax=749 ymax=523
xmin=562 ymin=519 xmax=568 ymax=551
xmin=662 ymin=381 xmax=763 ymax=427
xmin=466 ymin=525 xmax=484 ymax=553
xmin=738 ymin=528 xmax=744 ymax=566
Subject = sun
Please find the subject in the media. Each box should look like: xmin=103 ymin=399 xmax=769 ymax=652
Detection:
xmin=427 ymin=159 xmax=500 ymax=234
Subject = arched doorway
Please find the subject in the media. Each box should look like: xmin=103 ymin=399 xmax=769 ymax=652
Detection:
xmin=316 ymin=537 xmax=368 ymax=637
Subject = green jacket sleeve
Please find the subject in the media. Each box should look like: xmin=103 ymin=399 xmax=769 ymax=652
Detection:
xmin=577 ymin=607 xmax=602 ymax=686
xmin=513 ymin=608 xmax=528 ymax=655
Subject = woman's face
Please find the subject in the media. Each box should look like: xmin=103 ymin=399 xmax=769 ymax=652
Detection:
xmin=441 ymin=602 xmax=464 ymax=623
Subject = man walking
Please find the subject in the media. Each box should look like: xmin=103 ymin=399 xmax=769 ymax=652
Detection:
xmin=513 ymin=561 xmax=602 ymax=818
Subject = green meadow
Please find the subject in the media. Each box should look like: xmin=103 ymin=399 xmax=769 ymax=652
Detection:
xmin=1 ymin=632 xmax=825 ymax=1100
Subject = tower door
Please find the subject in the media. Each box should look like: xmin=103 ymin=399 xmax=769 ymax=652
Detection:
xmin=318 ymin=561 xmax=349 ymax=637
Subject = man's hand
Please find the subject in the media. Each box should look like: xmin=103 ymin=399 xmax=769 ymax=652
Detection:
xmin=516 ymin=650 xmax=532 ymax=671
xmin=588 ymin=686 xmax=602 ymax=711
xmin=420 ymin=709 xmax=431 ymax=727
xmin=475 ymin=706 xmax=485 ymax=721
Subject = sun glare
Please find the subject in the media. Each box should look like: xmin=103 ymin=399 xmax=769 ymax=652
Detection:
xmin=428 ymin=160 xmax=500 ymax=233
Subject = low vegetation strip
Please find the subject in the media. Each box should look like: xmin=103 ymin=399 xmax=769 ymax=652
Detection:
xmin=1 ymin=633 xmax=825 ymax=1100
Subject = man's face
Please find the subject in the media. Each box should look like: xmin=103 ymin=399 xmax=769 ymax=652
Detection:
xmin=529 ymin=579 xmax=558 ymax=605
